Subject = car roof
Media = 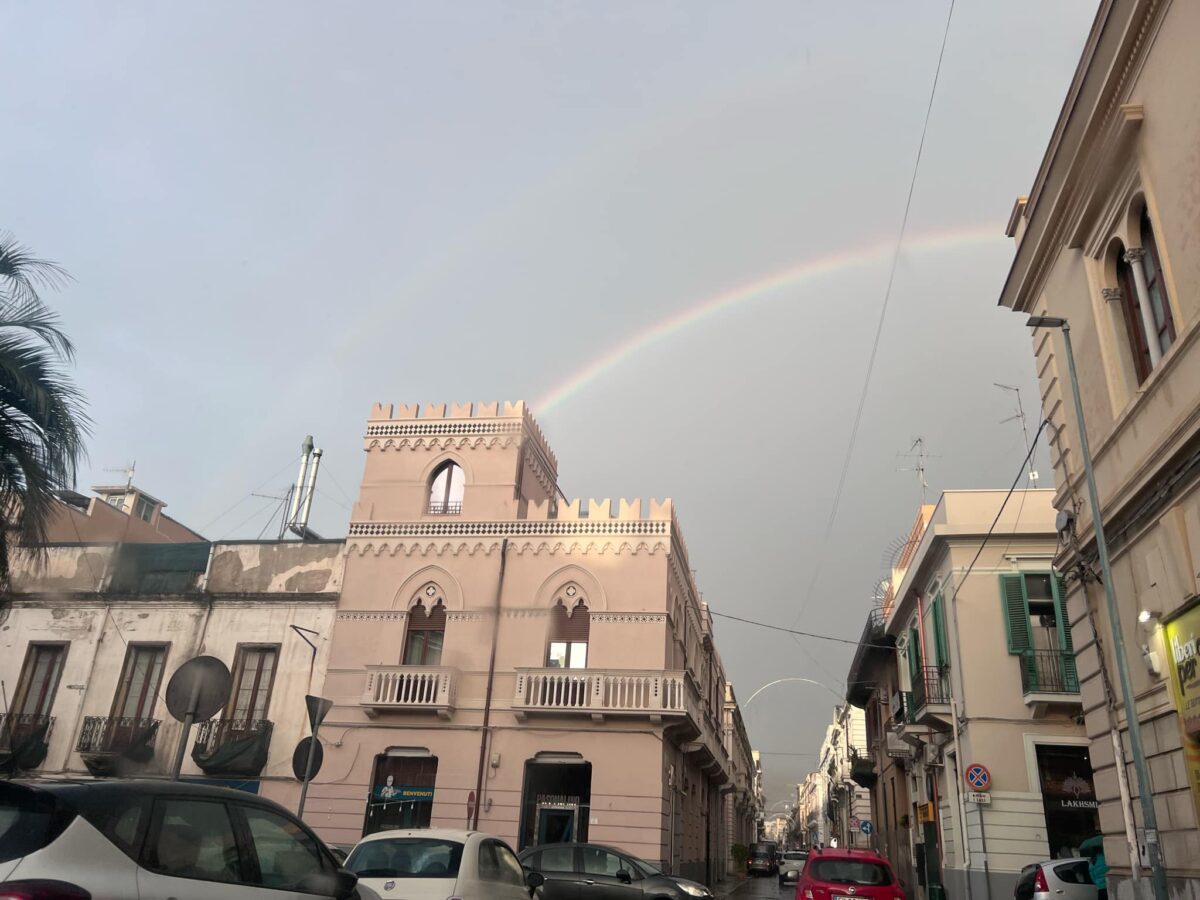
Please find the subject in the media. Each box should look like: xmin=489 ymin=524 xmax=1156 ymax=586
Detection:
xmin=809 ymin=847 xmax=891 ymax=862
xmin=355 ymin=827 xmax=482 ymax=845
xmin=13 ymin=777 xmax=282 ymax=806
xmin=517 ymin=842 xmax=638 ymax=858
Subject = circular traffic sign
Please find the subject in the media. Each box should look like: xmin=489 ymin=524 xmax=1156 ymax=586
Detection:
xmin=292 ymin=737 xmax=324 ymax=782
xmin=849 ymin=816 xmax=860 ymax=829
xmin=965 ymin=763 xmax=991 ymax=791
xmin=860 ymin=821 xmax=874 ymax=835
xmin=166 ymin=656 xmax=232 ymax=722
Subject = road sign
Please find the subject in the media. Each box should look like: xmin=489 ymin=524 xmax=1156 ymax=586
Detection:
xmin=965 ymin=763 xmax=991 ymax=791
xmin=860 ymin=821 xmax=874 ymax=835
xmin=966 ymin=791 xmax=992 ymax=805
xmin=849 ymin=816 xmax=860 ymax=829
xmin=292 ymin=737 xmax=324 ymax=781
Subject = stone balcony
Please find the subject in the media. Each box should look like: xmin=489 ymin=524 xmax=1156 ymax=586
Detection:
xmin=361 ymin=665 xmax=458 ymax=719
xmin=512 ymin=668 xmax=689 ymax=723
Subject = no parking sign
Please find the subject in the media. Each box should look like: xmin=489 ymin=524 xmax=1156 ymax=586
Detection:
xmin=965 ymin=763 xmax=991 ymax=791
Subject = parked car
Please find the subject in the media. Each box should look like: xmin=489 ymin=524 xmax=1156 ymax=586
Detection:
xmin=779 ymin=850 xmax=807 ymax=885
xmin=1014 ymin=859 xmax=1096 ymax=900
xmin=795 ymin=847 xmax=904 ymax=900
xmin=0 ymin=778 xmax=359 ymax=898
xmin=345 ymin=828 xmax=536 ymax=899
xmin=747 ymin=841 xmax=777 ymax=877
xmin=518 ymin=842 xmax=713 ymax=898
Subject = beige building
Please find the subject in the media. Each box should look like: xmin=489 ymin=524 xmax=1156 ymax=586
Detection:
xmin=998 ymin=2 xmax=1200 ymax=896
xmin=724 ymin=684 xmax=760 ymax=864
xmin=848 ymin=491 xmax=1095 ymax=900
xmin=0 ymin=531 xmax=340 ymax=792
xmin=260 ymin=400 xmax=750 ymax=884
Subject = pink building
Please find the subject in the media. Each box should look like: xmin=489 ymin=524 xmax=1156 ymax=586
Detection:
xmin=267 ymin=401 xmax=750 ymax=883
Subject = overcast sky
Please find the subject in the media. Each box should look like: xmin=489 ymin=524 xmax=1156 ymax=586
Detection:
xmin=3 ymin=0 xmax=1096 ymax=804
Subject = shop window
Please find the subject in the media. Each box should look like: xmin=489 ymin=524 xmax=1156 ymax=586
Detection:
xmin=365 ymin=754 xmax=438 ymax=835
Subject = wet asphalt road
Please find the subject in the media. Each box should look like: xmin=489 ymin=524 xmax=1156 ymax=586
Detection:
xmin=734 ymin=875 xmax=798 ymax=899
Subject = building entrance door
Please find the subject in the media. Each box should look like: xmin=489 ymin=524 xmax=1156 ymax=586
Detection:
xmin=1035 ymin=744 xmax=1100 ymax=858
xmin=536 ymin=802 xmax=578 ymax=844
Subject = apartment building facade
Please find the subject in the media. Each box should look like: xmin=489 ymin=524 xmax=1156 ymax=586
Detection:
xmin=998 ymin=2 xmax=1200 ymax=896
xmin=268 ymin=401 xmax=746 ymax=884
xmin=0 ymin=534 xmax=340 ymax=791
xmin=848 ymin=491 xmax=1096 ymax=900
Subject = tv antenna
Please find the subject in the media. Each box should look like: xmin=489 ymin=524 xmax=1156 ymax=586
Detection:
xmin=897 ymin=437 xmax=937 ymax=504
xmin=104 ymin=461 xmax=136 ymax=490
xmin=995 ymin=384 xmax=1038 ymax=486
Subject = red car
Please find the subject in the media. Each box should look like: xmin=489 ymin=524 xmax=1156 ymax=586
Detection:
xmin=795 ymin=847 xmax=905 ymax=900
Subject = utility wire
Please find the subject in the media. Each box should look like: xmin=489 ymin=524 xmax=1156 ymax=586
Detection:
xmin=710 ymin=611 xmax=867 ymax=647
xmin=794 ymin=0 xmax=956 ymax=625
xmin=197 ymin=453 xmax=302 ymax=534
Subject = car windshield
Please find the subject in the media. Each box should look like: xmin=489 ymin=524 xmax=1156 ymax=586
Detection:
xmin=809 ymin=859 xmax=892 ymax=885
xmin=628 ymin=855 xmax=662 ymax=877
xmin=784 ymin=852 xmax=807 ymax=860
xmin=346 ymin=837 xmax=463 ymax=879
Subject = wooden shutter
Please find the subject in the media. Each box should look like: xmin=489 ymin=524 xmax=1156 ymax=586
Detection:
xmin=1000 ymin=575 xmax=1031 ymax=653
xmin=932 ymin=593 xmax=949 ymax=669
xmin=1053 ymin=574 xmax=1079 ymax=691
xmin=907 ymin=627 xmax=921 ymax=679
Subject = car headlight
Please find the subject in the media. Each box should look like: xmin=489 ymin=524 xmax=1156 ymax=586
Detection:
xmin=676 ymin=882 xmax=710 ymax=897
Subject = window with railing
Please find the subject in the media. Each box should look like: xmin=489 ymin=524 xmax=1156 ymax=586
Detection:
xmin=228 ymin=645 xmax=278 ymax=722
xmin=427 ymin=461 xmax=464 ymax=515
xmin=546 ymin=592 xmax=589 ymax=669
xmin=1000 ymin=572 xmax=1078 ymax=695
xmin=10 ymin=642 xmax=67 ymax=725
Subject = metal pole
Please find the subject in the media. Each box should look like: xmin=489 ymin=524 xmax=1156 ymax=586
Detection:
xmin=170 ymin=677 xmax=202 ymax=781
xmin=297 ymin=728 xmax=319 ymax=818
xmin=1060 ymin=322 xmax=1168 ymax=900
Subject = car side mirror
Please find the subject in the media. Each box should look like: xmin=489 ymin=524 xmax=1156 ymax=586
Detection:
xmin=616 ymin=869 xmax=632 ymax=884
xmin=527 ymin=870 xmax=546 ymax=892
xmin=332 ymin=867 xmax=359 ymax=900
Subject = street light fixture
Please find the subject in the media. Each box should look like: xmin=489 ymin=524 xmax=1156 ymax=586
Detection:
xmin=1025 ymin=315 xmax=1167 ymax=900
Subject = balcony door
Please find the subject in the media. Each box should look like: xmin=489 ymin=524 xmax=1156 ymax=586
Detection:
xmin=6 ymin=643 xmax=67 ymax=748
xmin=109 ymin=644 xmax=167 ymax=749
xmin=229 ymin=644 xmax=278 ymax=724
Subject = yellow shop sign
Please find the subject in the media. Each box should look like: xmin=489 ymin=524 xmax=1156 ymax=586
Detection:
xmin=1164 ymin=602 xmax=1200 ymax=821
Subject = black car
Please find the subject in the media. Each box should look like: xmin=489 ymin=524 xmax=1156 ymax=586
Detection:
xmin=518 ymin=842 xmax=713 ymax=899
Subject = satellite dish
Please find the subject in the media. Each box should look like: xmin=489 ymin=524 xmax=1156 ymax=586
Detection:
xmin=293 ymin=737 xmax=324 ymax=782
xmin=166 ymin=656 xmax=232 ymax=723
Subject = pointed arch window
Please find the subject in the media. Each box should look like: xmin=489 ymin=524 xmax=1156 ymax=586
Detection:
xmin=547 ymin=588 xmax=590 ymax=669
xmin=404 ymin=593 xmax=447 ymax=666
xmin=1115 ymin=246 xmax=1153 ymax=384
xmin=428 ymin=461 xmax=464 ymax=515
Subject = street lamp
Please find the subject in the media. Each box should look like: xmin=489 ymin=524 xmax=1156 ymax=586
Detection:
xmin=1025 ymin=315 xmax=1167 ymax=900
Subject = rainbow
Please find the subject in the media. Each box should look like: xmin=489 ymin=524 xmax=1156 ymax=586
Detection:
xmin=535 ymin=222 xmax=1004 ymax=414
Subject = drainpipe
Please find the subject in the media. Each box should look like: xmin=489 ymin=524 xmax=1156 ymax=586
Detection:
xmin=472 ymin=537 xmax=507 ymax=829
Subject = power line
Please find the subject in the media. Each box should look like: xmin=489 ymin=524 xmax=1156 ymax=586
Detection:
xmin=709 ymin=611 xmax=866 ymax=647
xmin=794 ymin=0 xmax=957 ymax=625
xmin=197 ymin=453 xmax=303 ymax=534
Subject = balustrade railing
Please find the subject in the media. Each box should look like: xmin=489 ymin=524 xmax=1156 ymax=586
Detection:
xmin=514 ymin=669 xmax=688 ymax=715
xmin=362 ymin=666 xmax=458 ymax=714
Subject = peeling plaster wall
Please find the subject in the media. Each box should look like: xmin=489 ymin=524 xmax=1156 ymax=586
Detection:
xmin=206 ymin=542 xmax=345 ymax=594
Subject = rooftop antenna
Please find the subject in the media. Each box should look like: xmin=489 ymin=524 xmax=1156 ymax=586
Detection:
xmin=104 ymin=461 xmax=136 ymax=491
xmin=995 ymin=384 xmax=1038 ymax=486
xmin=897 ymin=437 xmax=936 ymax=504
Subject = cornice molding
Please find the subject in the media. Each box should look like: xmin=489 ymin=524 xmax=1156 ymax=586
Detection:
xmin=350 ymin=520 xmax=670 ymax=538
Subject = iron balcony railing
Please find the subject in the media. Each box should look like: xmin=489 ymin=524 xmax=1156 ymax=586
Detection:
xmin=1020 ymin=649 xmax=1080 ymax=695
xmin=0 ymin=713 xmax=54 ymax=749
xmin=193 ymin=718 xmax=273 ymax=754
xmin=911 ymin=666 xmax=951 ymax=710
xmin=76 ymin=716 xmax=160 ymax=754
xmin=427 ymin=501 xmax=462 ymax=515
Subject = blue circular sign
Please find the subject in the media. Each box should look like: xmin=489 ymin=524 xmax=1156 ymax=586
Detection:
xmin=965 ymin=764 xmax=991 ymax=791
xmin=860 ymin=821 xmax=874 ymax=835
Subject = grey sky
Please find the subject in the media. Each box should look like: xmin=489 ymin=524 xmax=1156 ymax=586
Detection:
xmin=3 ymin=0 xmax=1096 ymax=803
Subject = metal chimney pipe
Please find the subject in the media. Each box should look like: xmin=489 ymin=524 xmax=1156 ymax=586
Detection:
xmin=287 ymin=436 xmax=314 ymax=526
xmin=298 ymin=448 xmax=323 ymax=534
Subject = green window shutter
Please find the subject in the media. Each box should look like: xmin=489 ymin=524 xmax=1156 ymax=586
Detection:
xmin=1000 ymin=574 xmax=1031 ymax=654
xmin=907 ymin=627 xmax=922 ymax=678
xmin=932 ymin=593 xmax=949 ymax=669
xmin=1053 ymin=574 xmax=1080 ymax=692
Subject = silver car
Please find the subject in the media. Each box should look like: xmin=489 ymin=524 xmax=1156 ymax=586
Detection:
xmin=1015 ymin=858 xmax=1096 ymax=900
xmin=778 ymin=851 xmax=807 ymax=885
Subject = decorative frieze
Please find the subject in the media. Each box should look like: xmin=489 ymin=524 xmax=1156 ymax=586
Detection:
xmin=591 ymin=613 xmax=668 ymax=624
xmin=349 ymin=520 xmax=669 ymax=538
xmin=337 ymin=610 xmax=408 ymax=621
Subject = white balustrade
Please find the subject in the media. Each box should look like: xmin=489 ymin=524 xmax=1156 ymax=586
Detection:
xmin=513 ymin=669 xmax=689 ymax=716
xmin=362 ymin=666 xmax=457 ymax=717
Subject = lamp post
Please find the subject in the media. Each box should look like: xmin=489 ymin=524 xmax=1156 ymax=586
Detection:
xmin=1026 ymin=315 xmax=1167 ymax=900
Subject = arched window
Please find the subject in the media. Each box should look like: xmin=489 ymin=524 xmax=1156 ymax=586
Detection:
xmin=404 ymin=590 xmax=447 ymax=665
xmin=547 ymin=589 xmax=590 ymax=669
xmin=1115 ymin=245 xmax=1153 ymax=384
xmin=427 ymin=461 xmax=465 ymax=515
xmin=1138 ymin=208 xmax=1176 ymax=358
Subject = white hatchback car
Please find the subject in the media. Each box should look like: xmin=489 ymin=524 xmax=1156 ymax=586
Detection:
xmin=344 ymin=828 xmax=537 ymax=900
xmin=0 ymin=778 xmax=359 ymax=899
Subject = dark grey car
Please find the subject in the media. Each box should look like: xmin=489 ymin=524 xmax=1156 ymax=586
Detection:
xmin=518 ymin=843 xmax=713 ymax=899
